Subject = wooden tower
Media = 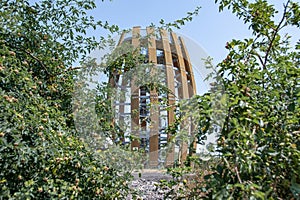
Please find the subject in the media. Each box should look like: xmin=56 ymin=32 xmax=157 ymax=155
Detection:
xmin=109 ymin=26 xmax=196 ymax=168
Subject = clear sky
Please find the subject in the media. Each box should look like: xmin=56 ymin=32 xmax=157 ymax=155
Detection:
xmin=88 ymin=0 xmax=299 ymax=64
xmin=89 ymin=0 xmax=250 ymax=64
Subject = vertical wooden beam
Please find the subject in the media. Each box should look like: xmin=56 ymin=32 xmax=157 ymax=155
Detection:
xmin=147 ymin=27 xmax=159 ymax=167
xmin=131 ymin=26 xmax=141 ymax=150
xmin=179 ymin=37 xmax=197 ymax=96
xmin=117 ymin=31 xmax=126 ymax=46
xmin=171 ymin=32 xmax=189 ymax=164
xmin=160 ymin=29 xmax=175 ymax=167
xmin=171 ymin=32 xmax=189 ymax=99
xmin=179 ymin=37 xmax=197 ymax=164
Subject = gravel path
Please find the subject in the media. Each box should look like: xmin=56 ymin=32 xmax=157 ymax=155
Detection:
xmin=127 ymin=170 xmax=173 ymax=200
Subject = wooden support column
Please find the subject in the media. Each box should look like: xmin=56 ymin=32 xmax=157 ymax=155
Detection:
xmin=147 ymin=27 xmax=159 ymax=167
xmin=131 ymin=26 xmax=141 ymax=150
xmin=179 ymin=37 xmax=197 ymax=96
xmin=171 ymin=32 xmax=189 ymax=100
xmin=171 ymin=32 xmax=189 ymax=164
xmin=160 ymin=30 xmax=175 ymax=167
xmin=179 ymin=36 xmax=197 ymax=163
xmin=117 ymin=31 xmax=126 ymax=46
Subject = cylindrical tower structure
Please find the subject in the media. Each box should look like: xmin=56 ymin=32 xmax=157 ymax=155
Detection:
xmin=109 ymin=26 xmax=197 ymax=168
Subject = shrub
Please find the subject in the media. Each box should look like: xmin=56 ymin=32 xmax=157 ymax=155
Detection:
xmin=0 ymin=1 xmax=131 ymax=199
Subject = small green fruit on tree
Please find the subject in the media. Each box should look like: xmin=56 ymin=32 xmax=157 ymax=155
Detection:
xmin=194 ymin=0 xmax=300 ymax=199
xmin=0 ymin=1 xmax=132 ymax=199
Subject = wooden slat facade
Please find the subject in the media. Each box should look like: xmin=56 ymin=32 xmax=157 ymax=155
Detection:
xmin=109 ymin=27 xmax=196 ymax=168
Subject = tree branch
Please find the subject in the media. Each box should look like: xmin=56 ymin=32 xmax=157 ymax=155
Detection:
xmin=24 ymin=50 xmax=51 ymax=76
xmin=262 ymin=0 xmax=291 ymax=68
xmin=234 ymin=166 xmax=243 ymax=184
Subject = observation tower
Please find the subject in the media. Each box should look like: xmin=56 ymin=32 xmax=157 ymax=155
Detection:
xmin=109 ymin=26 xmax=197 ymax=168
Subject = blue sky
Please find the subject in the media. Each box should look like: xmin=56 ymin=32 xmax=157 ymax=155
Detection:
xmin=88 ymin=0 xmax=299 ymax=64
xmin=90 ymin=0 xmax=250 ymax=63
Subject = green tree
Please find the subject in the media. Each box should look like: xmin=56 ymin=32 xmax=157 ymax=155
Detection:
xmin=0 ymin=0 xmax=132 ymax=199
xmin=193 ymin=0 xmax=300 ymax=199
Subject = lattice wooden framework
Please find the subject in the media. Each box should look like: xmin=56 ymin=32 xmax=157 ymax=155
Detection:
xmin=109 ymin=26 xmax=196 ymax=168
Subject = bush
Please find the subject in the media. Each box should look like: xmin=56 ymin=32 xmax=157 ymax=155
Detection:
xmin=196 ymin=0 xmax=300 ymax=199
xmin=0 ymin=1 xmax=131 ymax=199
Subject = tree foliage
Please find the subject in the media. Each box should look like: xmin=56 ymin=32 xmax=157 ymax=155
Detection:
xmin=193 ymin=0 xmax=300 ymax=199
xmin=0 ymin=0 xmax=133 ymax=199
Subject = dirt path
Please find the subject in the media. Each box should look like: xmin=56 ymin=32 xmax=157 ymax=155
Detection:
xmin=132 ymin=169 xmax=172 ymax=181
xmin=128 ymin=169 xmax=173 ymax=200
